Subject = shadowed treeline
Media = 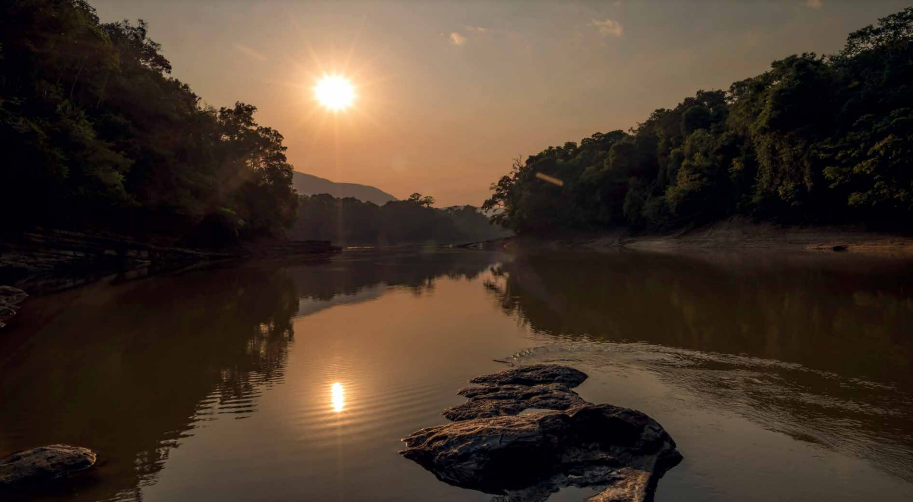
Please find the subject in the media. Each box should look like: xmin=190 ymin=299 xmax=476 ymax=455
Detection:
xmin=484 ymin=8 xmax=913 ymax=234
xmin=292 ymin=194 xmax=509 ymax=246
xmin=0 ymin=1 xmax=297 ymax=245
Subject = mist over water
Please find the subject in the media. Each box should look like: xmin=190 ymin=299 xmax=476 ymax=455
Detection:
xmin=1 ymin=249 xmax=911 ymax=502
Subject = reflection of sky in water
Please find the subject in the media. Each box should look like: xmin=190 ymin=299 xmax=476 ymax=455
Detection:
xmin=297 ymin=285 xmax=388 ymax=317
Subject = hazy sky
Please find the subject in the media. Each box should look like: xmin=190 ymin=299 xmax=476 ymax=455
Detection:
xmin=93 ymin=0 xmax=909 ymax=206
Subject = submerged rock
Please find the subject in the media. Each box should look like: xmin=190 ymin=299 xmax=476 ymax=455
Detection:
xmin=0 ymin=445 xmax=96 ymax=487
xmin=470 ymin=364 xmax=589 ymax=388
xmin=402 ymin=365 xmax=681 ymax=502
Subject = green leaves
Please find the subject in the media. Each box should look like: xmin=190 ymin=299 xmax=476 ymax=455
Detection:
xmin=0 ymin=0 xmax=298 ymax=241
xmin=485 ymin=7 xmax=913 ymax=232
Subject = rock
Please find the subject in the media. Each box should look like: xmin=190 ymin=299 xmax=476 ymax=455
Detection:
xmin=469 ymin=364 xmax=589 ymax=388
xmin=444 ymin=383 xmax=587 ymax=421
xmin=402 ymin=365 xmax=681 ymax=502
xmin=0 ymin=286 xmax=28 ymax=306
xmin=402 ymin=404 xmax=681 ymax=502
xmin=0 ymin=445 xmax=96 ymax=487
xmin=0 ymin=286 xmax=27 ymax=329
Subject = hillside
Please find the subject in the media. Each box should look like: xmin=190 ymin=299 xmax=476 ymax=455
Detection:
xmin=483 ymin=8 xmax=913 ymax=236
xmin=293 ymin=172 xmax=396 ymax=206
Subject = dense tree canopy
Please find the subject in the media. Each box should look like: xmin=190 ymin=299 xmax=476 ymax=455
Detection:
xmin=483 ymin=8 xmax=913 ymax=233
xmin=0 ymin=0 xmax=298 ymax=244
xmin=292 ymin=194 xmax=509 ymax=246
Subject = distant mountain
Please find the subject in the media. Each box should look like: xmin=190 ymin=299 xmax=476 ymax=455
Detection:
xmin=292 ymin=172 xmax=396 ymax=206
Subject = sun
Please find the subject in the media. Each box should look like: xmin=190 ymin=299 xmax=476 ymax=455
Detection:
xmin=314 ymin=75 xmax=355 ymax=111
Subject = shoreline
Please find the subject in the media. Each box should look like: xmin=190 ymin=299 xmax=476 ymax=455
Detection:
xmin=0 ymin=228 xmax=341 ymax=295
xmin=500 ymin=217 xmax=913 ymax=255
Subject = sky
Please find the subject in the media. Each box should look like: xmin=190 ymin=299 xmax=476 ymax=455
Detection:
xmin=93 ymin=0 xmax=910 ymax=207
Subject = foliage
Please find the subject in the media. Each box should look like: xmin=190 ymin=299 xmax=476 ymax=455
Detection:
xmin=483 ymin=8 xmax=913 ymax=232
xmin=407 ymin=192 xmax=436 ymax=208
xmin=292 ymin=194 xmax=509 ymax=245
xmin=0 ymin=0 xmax=298 ymax=244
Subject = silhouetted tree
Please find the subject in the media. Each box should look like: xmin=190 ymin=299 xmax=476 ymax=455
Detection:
xmin=407 ymin=193 xmax=436 ymax=208
xmin=293 ymin=194 xmax=508 ymax=245
xmin=0 ymin=0 xmax=298 ymax=243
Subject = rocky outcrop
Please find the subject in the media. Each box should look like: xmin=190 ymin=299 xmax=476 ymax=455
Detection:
xmin=0 ymin=286 xmax=28 ymax=305
xmin=0 ymin=445 xmax=96 ymax=487
xmin=444 ymin=383 xmax=587 ymax=421
xmin=401 ymin=365 xmax=681 ymax=502
xmin=469 ymin=364 xmax=589 ymax=387
xmin=0 ymin=286 xmax=27 ymax=329
xmin=443 ymin=365 xmax=591 ymax=422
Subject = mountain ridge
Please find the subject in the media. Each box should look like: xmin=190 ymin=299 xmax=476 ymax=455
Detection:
xmin=292 ymin=171 xmax=397 ymax=206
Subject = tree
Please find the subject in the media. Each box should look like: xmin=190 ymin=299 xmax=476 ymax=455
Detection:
xmin=0 ymin=0 xmax=299 ymax=242
xmin=483 ymin=7 xmax=913 ymax=232
xmin=293 ymin=194 xmax=508 ymax=245
xmin=407 ymin=193 xmax=436 ymax=208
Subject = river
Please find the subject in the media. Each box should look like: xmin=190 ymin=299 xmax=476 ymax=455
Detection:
xmin=1 ymin=248 xmax=912 ymax=501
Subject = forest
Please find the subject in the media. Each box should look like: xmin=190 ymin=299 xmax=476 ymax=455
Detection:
xmin=292 ymin=193 xmax=509 ymax=246
xmin=0 ymin=0 xmax=298 ymax=245
xmin=483 ymin=8 xmax=913 ymax=234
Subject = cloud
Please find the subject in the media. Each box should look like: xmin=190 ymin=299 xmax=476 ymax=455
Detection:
xmin=465 ymin=26 xmax=489 ymax=32
xmin=234 ymin=43 xmax=267 ymax=62
xmin=589 ymin=18 xmax=624 ymax=38
xmin=450 ymin=32 xmax=467 ymax=46
xmin=806 ymin=0 xmax=823 ymax=8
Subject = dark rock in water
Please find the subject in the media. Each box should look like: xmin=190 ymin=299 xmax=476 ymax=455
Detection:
xmin=444 ymin=383 xmax=587 ymax=421
xmin=0 ymin=286 xmax=27 ymax=329
xmin=403 ymin=404 xmax=681 ymax=501
xmin=0 ymin=445 xmax=96 ymax=487
xmin=469 ymin=364 xmax=589 ymax=388
xmin=832 ymin=245 xmax=848 ymax=252
xmin=0 ymin=286 xmax=28 ymax=306
xmin=402 ymin=365 xmax=681 ymax=502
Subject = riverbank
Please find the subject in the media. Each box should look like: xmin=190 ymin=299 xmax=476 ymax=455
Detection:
xmin=0 ymin=229 xmax=341 ymax=295
xmin=502 ymin=216 xmax=913 ymax=254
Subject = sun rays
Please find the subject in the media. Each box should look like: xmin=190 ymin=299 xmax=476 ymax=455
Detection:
xmin=314 ymin=75 xmax=355 ymax=111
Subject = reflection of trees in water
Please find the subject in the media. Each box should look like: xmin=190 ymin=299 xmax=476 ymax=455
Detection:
xmin=486 ymin=251 xmax=913 ymax=383
xmin=0 ymin=250 xmax=502 ymax=502
xmin=488 ymin=251 xmax=913 ymax=483
xmin=0 ymin=266 xmax=299 ymax=501
xmin=213 ymin=275 xmax=298 ymax=410
xmin=288 ymin=250 xmax=500 ymax=301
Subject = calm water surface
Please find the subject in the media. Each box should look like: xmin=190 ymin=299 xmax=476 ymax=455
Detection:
xmin=1 ymin=249 xmax=912 ymax=501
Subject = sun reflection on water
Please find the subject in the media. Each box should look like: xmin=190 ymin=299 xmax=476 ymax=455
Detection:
xmin=331 ymin=382 xmax=345 ymax=412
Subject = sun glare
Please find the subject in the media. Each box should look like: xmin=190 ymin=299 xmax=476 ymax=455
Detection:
xmin=314 ymin=75 xmax=355 ymax=111
xmin=331 ymin=382 xmax=345 ymax=412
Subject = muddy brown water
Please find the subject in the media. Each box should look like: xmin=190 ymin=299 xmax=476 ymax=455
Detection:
xmin=1 ymin=249 xmax=912 ymax=501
